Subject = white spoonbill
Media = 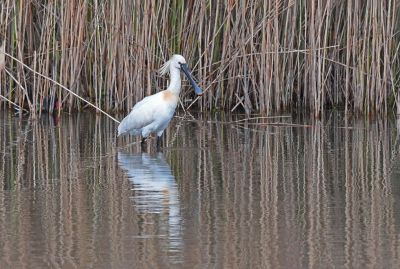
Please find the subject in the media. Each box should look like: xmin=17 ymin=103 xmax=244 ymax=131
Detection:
xmin=118 ymin=54 xmax=203 ymax=148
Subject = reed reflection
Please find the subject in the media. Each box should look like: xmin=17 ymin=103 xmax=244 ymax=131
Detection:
xmin=1 ymin=111 xmax=400 ymax=268
xmin=118 ymin=151 xmax=182 ymax=249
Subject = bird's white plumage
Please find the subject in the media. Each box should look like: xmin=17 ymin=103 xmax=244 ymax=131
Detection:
xmin=118 ymin=90 xmax=178 ymax=137
xmin=117 ymin=54 xmax=189 ymax=139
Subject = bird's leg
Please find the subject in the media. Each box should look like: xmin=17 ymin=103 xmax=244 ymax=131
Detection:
xmin=141 ymin=137 xmax=146 ymax=151
xmin=157 ymin=136 xmax=161 ymax=151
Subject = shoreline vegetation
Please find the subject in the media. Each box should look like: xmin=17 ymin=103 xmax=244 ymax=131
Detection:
xmin=0 ymin=0 xmax=399 ymax=119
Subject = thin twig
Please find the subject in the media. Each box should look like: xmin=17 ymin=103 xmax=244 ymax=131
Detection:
xmin=0 ymin=93 xmax=29 ymax=113
xmin=3 ymin=52 xmax=120 ymax=123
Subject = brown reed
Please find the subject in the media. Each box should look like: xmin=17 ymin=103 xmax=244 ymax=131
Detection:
xmin=0 ymin=0 xmax=399 ymax=117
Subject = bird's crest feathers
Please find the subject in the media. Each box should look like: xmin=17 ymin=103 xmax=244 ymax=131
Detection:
xmin=159 ymin=57 xmax=173 ymax=76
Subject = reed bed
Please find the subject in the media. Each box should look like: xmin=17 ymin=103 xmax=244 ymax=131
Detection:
xmin=0 ymin=0 xmax=399 ymax=117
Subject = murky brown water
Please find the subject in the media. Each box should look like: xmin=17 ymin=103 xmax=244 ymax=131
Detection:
xmin=1 ymin=110 xmax=400 ymax=268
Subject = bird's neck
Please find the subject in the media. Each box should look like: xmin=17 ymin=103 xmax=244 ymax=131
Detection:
xmin=167 ymin=68 xmax=181 ymax=95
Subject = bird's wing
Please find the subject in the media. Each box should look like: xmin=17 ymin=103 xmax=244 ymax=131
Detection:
xmin=117 ymin=93 xmax=162 ymax=136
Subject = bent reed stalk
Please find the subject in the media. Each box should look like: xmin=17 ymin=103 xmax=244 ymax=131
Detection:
xmin=0 ymin=0 xmax=399 ymax=117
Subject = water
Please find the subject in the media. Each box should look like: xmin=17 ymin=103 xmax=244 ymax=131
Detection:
xmin=1 ymin=110 xmax=400 ymax=268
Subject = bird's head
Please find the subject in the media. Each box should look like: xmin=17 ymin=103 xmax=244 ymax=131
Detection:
xmin=159 ymin=54 xmax=203 ymax=96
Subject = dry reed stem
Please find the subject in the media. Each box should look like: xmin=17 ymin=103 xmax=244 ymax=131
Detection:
xmin=3 ymin=51 xmax=120 ymax=123
xmin=0 ymin=41 xmax=5 ymax=73
xmin=0 ymin=1 xmax=399 ymax=116
xmin=0 ymin=93 xmax=28 ymax=113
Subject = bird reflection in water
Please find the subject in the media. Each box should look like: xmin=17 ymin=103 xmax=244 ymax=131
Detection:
xmin=118 ymin=151 xmax=181 ymax=250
